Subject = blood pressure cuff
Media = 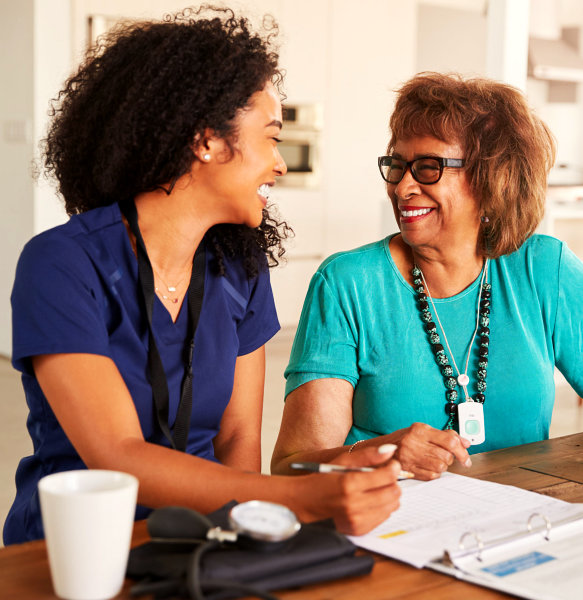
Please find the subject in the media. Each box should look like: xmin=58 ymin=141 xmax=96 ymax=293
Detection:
xmin=127 ymin=501 xmax=374 ymax=599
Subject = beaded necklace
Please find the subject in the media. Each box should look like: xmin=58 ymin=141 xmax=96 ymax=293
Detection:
xmin=412 ymin=261 xmax=491 ymax=430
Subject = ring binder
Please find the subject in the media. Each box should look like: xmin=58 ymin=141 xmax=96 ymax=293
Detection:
xmin=435 ymin=509 xmax=583 ymax=600
xmin=527 ymin=512 xmax=551 ymax=541
xmin=450 ymin=511 xmax=567 ymax=564
xmin=458 ymin=531 xmax=484 ymax=561
xmin=349 ymin=472 xmax=583 ymax=600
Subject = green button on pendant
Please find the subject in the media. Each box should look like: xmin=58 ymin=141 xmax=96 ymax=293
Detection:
xmin=465 ymin=420 xmax=480 ymax=435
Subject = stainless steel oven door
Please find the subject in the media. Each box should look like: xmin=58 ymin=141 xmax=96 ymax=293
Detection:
xmin=278 ymin=129 xmax=321 ymax=189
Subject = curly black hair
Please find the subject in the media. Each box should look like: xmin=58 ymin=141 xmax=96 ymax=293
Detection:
xmin=43 ymin=5 xmax=292 ymax=277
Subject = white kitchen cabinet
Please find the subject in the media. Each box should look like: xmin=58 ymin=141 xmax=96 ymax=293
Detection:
xmin=268 ymin=0 xmax=416 ymax=326
xmin=540 ymin=187 xmax=583 ymax=259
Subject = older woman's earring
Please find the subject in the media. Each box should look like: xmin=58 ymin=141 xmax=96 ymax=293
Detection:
xmin=481 ymin=215 xmax=490 ymax=224
xmin=202 ymin=153 xmax=211 ymax=162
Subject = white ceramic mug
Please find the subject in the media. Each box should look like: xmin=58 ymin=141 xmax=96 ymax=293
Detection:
xmin=38 ymin=469 xmax=139 ymax=600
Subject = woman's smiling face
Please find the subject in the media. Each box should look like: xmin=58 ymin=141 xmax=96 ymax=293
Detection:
xmin=198 ymin=81 xmax=287 ymax=228
xmin=387 ymin=136 xmax=480 ymax=254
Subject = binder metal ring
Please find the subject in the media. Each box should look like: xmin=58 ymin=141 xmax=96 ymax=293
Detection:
xmin=458 ymin=531 xmax=484 ymax=561
xmin=527 ymin=512 xmax=552 ymax=541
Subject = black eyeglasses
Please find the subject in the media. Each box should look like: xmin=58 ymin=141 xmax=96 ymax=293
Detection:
xmin=378 ymin=155 xmax=465 ymax=185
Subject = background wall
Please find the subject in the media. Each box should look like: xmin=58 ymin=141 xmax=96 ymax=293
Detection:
xmin=0 ymin=1 xmax=34 ymax=358
xmin=417 ymin=2 xmax=487 ymax=74
xmin=1 ymin=0 xmax=582 ymax=349
xmin=0 ymin=0 xmax=71 ymax=356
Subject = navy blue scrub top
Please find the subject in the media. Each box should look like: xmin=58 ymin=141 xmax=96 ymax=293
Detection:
xmin=4 ymin=203 xmax=280 ymax=545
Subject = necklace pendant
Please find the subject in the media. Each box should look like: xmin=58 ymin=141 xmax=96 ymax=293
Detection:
xmin=168 ymin=286 xmax=176 ymax=292
xmin=171 ymin=298 xmax=178 ymax=304
xmin=457 ymin=373 xmax=470 ymax=386
xmin=457 ymin=400 xmax=485 ymax=445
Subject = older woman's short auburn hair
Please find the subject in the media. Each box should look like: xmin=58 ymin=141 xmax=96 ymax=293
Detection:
xmin=388 ymin=72 xmax=556 ymax=258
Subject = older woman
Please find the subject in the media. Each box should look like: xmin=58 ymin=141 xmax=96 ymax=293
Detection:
xmin=4 ymin=6 xmax=402 ymax=545
xmin=272 ymin=72 xmax=583 ymax=481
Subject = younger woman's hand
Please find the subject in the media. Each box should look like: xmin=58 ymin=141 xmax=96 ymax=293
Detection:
xmin=294 ymin=445 xmax=402 ymax=536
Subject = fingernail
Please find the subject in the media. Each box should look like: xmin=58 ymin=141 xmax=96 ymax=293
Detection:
xmin=464 ymin=458 xmax=472 ymax=467
xmin=378 ymin=443 xmax=397 ymax=456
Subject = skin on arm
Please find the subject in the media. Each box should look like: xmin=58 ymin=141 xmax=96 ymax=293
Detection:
xmin=32 ymin=352 xmax=402 ymax=535
xmin=271 ymin=378 xmax=356 ymax=473
xmin=32 ymin=352 xmax=278 ymax=512
xmin=271 ymin=378 xmax=472 ymax=480
xmin=213 ymin=346 xmax=265 ymax=471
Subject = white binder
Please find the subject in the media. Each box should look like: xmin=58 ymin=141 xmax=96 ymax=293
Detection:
xmin=429 ymin=510 xmax=583 ymax=600
xmin=349 ymin=473 xmax=583 ymax=600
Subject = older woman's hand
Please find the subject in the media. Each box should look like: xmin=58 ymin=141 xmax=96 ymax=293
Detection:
xmin=391 ymin=422 xmax=472 ymax=480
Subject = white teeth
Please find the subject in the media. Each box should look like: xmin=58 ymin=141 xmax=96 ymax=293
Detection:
xmin=401 ymin=208 xmax=432 ymax=217
xmin=258 ymin=184 xmax=271 ymax=199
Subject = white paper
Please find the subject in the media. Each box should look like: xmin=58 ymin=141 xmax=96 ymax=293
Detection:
xmin=348 ymin=472 xmax=583 ymax=569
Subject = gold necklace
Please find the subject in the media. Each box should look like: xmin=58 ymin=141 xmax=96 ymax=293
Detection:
xmin=151 ymin=266 xmax=190 ymax=304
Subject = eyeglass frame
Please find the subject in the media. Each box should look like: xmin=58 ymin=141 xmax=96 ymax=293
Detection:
xmin=377 ymin=155 xmax=465 ymax=185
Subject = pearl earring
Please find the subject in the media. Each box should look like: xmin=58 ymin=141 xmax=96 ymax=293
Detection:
xmin=481 ymin=215 xmax=490 ymax=224
xmin=203 ymin=153 xmax=211 ymax=162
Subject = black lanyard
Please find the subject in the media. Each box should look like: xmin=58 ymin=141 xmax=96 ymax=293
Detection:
xmin=120 ymin=199 xmax=206 ymax=452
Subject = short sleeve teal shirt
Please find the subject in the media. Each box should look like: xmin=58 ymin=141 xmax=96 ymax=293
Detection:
xmin=285 ymin=234 xmax=583 ymax=454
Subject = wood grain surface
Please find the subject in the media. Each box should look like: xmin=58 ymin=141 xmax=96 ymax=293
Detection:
xmin=2 ymin=432 xmax=582 ymax=599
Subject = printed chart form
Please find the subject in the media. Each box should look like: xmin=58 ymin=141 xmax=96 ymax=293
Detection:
xmin=348 ymin=473 xmax=583 ymax=569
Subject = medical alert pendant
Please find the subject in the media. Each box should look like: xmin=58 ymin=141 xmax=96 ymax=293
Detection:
xmin=457 ymin=400 xmax=485 ymax=445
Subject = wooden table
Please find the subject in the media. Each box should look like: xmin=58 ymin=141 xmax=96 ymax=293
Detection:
xmin=2 ymin=432 xmax=583 ymax=599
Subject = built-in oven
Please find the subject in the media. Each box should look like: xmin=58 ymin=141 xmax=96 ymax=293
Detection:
xmin=278 ymin=104 xmax=323 ymax=188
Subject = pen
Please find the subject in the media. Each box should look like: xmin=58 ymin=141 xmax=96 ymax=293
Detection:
xmin=290 ymin=462 xmax=415 ymax=480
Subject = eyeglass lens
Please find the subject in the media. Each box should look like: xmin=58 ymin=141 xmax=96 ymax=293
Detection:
xmin=381 ymin=157 xmax=442 ymax=184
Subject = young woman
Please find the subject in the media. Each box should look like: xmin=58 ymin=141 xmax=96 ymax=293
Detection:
xmin=3 ymin=6 xmax=401 ymax=545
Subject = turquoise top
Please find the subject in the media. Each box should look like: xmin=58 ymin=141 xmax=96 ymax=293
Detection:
xmin=285 ymin=234 xmax=583 ymax=454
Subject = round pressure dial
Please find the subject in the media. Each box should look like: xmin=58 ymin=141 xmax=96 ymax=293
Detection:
xmin=228 ymin=500 xmax=301 ymax=542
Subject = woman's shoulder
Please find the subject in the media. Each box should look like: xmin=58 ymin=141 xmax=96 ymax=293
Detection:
xmin=500 ymin=234 xmax=564 ymax=268
xmin=20 ymin=224 xmax=86 ymax=271
xmin=520 ymin=233 xmax=564 ymax=253
xmin=494 ymin=234 xmax=571 ymax=297
xmin=317 ymin=237 xmax=390 ymax=277
xmin=25 ymin=204 xmax=120 ymax=242
xmin=18 ymin=204 xmax=122 ymax=274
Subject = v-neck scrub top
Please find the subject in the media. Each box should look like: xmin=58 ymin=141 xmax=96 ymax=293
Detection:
xmin=4 ymin=203 xmax=280 ymax=545
xmin=285 ymin=234 xmax=583 ymax=455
